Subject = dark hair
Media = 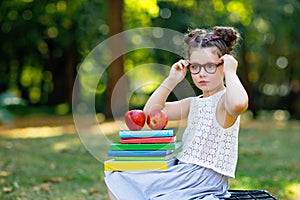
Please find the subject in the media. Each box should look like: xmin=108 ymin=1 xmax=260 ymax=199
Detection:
xmin=184 ymin=26 xmax=240 ymax=57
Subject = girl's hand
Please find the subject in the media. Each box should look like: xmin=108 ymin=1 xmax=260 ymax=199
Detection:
xmin=219 ymin=54 xmax=238 ymax=74
xmin=168 ymin=59 xmax=189 ymax=84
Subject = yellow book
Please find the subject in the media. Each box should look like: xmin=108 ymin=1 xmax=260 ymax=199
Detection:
xmin=104 ymin=158 xmax=176 ymax=171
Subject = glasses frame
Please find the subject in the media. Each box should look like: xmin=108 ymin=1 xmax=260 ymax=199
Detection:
xmin=188 ymin=62 xmax=223 ymax=75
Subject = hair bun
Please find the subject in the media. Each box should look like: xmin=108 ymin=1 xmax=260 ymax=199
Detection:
xmin=213 ymin=26 xmax=240 ymax=48
xmin=184 ymin=29 xmax=207 ymax=44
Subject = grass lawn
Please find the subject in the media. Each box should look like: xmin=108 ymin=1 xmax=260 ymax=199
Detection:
xmin=231 ymin=120 xmax=300 ymax=199
xmin=0 ymin=116 xmax=299 ymax=199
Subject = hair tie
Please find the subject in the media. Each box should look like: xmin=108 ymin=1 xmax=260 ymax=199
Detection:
xmin=205 ymin=34 xmax=220 ymax=42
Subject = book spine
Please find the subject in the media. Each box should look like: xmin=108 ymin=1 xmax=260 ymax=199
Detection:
xmin=104 ymin=159 xmax=176 ymax=171
xmin=108 ymin=150 xmax=173 ymax=157
xmin=109 ymin=143 xmax=179 ymax=151
xmin=114 ymin=154 xmax=175 ymax=161
xmin=120 ymin=136 xmax=175 ymax=144
xmin=119 ymin=129 xmax=174 ymax=138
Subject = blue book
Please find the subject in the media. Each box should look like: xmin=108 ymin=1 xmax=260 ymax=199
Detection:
xmin=108 ymin=150 xmax=173 ymax=157
xmin=119 ymin=129 xmax=174 ymax=138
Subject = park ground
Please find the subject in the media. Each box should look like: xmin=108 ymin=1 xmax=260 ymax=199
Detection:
xmin=0 ymin=115 xmax=300 ymax=199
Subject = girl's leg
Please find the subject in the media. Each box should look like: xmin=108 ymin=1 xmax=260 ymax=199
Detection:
xmin=107 ymin=188 xmax=117 ymax=200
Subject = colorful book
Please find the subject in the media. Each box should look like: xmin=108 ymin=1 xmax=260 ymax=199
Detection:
xmin=120 ymin=136 xmax=176 ymax=144
xmin=104 ymin=158 xmax=177 ymax=171
xmin=109 ymin=141 xmax=182 ymax=151
xmin=114 ymin=154 xmax=175 ymax=161
xmin=108 ymin=150 xmax=173 ymax=157
xmin=119 ymin=129 xmax=174 ymax=138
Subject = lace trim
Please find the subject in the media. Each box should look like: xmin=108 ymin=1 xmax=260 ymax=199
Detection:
xmin=177 ymin=90 xmax=240 ymax=178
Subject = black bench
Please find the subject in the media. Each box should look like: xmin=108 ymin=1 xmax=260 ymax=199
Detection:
xmin=226 ymin=190 xmax=277 ymax=200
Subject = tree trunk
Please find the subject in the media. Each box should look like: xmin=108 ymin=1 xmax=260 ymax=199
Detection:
xmin=65 ymin=42 xmax=78 ymax=104
xmin=240 ymin=40 xmax=257 ymax=118
xmin=105 ymin=0 xmax=126 ymax=119
xmin=45 ymin=39 xmax=78 ymax=106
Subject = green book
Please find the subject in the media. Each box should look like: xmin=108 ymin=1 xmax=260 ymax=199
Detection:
xmin=109 ymin=141 xmax=182 ymax=151
xmin=114 ymin=154 xmax=175 ymax=161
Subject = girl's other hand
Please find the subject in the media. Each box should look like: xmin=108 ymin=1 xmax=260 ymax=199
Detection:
xmin=168 ymin=59 xmax=189 ymax=84
xmin=219 ymin=54 xmax=238 ymax=74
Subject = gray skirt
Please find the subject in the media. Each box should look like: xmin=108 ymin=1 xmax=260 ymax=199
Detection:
xmin=105 ymin=161 xmax=230 ymax=200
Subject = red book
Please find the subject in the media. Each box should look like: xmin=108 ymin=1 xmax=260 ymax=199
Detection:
xmin=120 ymin=136 xmax=176 ymax=144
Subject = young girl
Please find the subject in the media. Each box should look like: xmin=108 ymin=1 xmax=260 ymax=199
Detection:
xmin=105 ymin=26 xmax=248 ymax=200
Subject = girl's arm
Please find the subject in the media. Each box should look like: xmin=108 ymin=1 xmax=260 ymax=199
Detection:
xmin=143 ymin=60 xmax=191 ymax=120
xmin=217 ymin=55 xmax=248 ymax=127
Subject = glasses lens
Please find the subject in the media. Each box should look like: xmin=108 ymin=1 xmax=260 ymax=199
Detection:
xmin=189 ymin=63 xmax=218 ymax=74
xmin=205 ymin=63 xmax=217 ymax=73
xmin=189 ymin=65 xmax=199 ymax=74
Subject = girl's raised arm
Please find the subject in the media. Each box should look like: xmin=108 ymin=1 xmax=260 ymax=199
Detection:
xmin=143 ymin=60 xmax=191 ymax=120
xmin=217 ymin=54 xmax=248 ymax=128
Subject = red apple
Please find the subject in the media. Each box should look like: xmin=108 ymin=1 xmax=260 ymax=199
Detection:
xmin=147 ymin=110 xmax=168 ymax=130
xmin=124 ymin=110 xmax=146 ymax=130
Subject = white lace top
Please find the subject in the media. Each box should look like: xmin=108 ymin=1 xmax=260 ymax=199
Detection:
xmin=177 ymin=90 xmax=240 ymax=178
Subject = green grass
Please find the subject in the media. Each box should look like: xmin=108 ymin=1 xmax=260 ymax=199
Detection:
xmin=231 ymin=120 xmax=300 ymax=199
xmin=0 ymin=120 xmax=299 ymax=199
xmin=0 ymin=134 xmax=108 ymax=199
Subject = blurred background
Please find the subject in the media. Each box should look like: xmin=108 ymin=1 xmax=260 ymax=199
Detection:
xmin=0 ymin=0 xmax=299 ymax=122
xmin=1 ymin=0 xmax=300 ymax=199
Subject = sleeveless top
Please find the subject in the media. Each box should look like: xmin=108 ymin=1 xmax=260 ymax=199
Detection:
xmin=177 ymin=89 xmax=240 ymax=178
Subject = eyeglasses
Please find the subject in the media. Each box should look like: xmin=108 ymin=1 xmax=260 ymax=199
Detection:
xmin=189 ymin=62 xmax=223 ymax=75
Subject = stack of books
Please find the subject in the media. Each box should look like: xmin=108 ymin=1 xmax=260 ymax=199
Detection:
xmin=104 ymin=129 xmax=181 ymax=171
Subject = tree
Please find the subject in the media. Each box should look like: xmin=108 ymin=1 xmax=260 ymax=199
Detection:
xmin=0 ymin=0 xmax=108 ymax=108
xmin=105 ymin=0 xmax=126 ymax=118
xmin=0 ymin=0 xmax=299 ymax=119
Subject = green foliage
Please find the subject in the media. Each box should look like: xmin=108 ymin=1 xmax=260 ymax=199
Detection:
xmin=124 ymin=0 xmax=159 ymax=28
xmin=128 ymin=0 xmax=300 ymax=117
xmin=0 ymin=0 xmax=108 ymax=105
xmin=0 ymin=0 xmax=299 ymax=118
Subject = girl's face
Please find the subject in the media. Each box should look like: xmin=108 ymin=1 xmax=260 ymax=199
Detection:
xmin=189 ymin=47 xmax=224 ymax=97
